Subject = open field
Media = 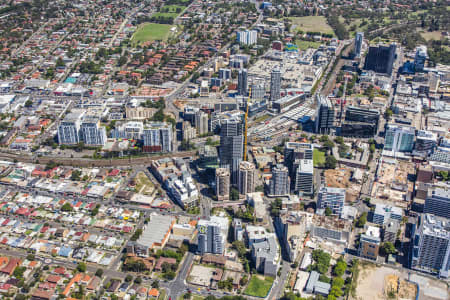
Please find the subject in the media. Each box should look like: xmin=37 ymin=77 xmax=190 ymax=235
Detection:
xmin=131 ymin=23 xmax=175 ymax=44
xmin=289 ymin=16 xmax=334 ymax=35
xmin=153 ymin=4 xmax=186 ymax=18
xmin=419 ymin=30 xmax=444 ymax=41
xmin=295 ymin=40 xmax=322 ymax=50
xmin=244 ymin=275 xmax=274 ymax=297
xmin=313 ymin=149 xmax=326 ymax=167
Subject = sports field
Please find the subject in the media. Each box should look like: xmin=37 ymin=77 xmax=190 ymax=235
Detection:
xmin=289 ymin=16 xmax=334 ymax=35
xmin=131 ymin=23 xmax=174 ymax=44
xmin=153 ymin=4 xmax=186 ymax=18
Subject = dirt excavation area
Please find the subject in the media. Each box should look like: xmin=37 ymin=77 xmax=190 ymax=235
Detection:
xmin=355 ymin=264 xmax=417 ymax=300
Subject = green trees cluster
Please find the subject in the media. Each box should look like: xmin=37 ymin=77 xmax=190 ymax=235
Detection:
xmin=308 ymin=250 xmax=331 ymax=274
xmin=355 ymin=212 xmax=367 ymax=228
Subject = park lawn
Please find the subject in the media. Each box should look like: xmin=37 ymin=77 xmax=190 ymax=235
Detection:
xmin=289 ymin=16 xmax=334 ymax=35
xmin=131 ymin=23 xmax=174 ymax=44
xmin=313 ymin=149 xmax=326 ymax=167
xmin=244 ymin=275 xmax=274 ymax=298
xmin=153 ymin=4 xmax=186 ymax=18
xmin=296 ymin=40 xmax=322 ymax=50
xmin=158 ymin=289 xmax=166 ymax=300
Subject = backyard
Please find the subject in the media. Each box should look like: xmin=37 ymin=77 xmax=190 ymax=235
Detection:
xmin=244 ymin=275 xmax=274 ymax=298
xmin=289 ymin=16 xmax=334 ymax=35
xmin=131 ymin=23 xmax=175 ymax=44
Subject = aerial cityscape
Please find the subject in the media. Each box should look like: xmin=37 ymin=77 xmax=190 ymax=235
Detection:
xmin=0 ymin=0 xmax=449 ymax=299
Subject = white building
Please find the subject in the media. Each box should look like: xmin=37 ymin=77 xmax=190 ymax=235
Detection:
xmin=236 ymin=29 xmax=258 ymax=45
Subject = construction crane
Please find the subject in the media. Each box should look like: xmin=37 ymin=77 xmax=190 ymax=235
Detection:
xmin=243 ymin=87 xmax=251 ymax=161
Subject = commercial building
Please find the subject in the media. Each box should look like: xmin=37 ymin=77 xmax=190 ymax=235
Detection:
xmin=305 ymin=271 xmax=331 ymax=296
xmin=311 ymin=215 xmax=351 ymax=244
xmin=195 ymin=110 xmax=209 ymax=135
xmin=142 ymin=122 xmax=173 ymax=153
xmin=414 ymin=45 xmax=427 ymax=72
xmin=384 ymin=124 xmax=415 ymax=153
xmin=272 ymin=93 xmax=306 ymax=113
xmin=269 ymin=67 xmax=281 ymax=102
xmin=219 ymin=118 xmax=244 ymax=185
xmin=135 ymin=214 xmax=175 ymax=255
xmin=269 ymin=164 xmax=290 ymax=197
xmin=238 ymin=69 xmax=248 ymax=96
xmin=295 ymin=159 xmax=314 ymax=195
xmin=410 ymin=214 xmax=450 ymax=278
xmin=215 ymin=168 xmax=230 ymax=201
xmin=317 ymin=187 xmax=346 ymax=216
xmin=414 ymin=130 xmax=437 ymax=155
xmin=364 ymin=43 xmax=396 ymax=75
xmin=354 ymin=32 xmax=363 ymax=58
xmin=340 ymin=122 xmax=377 ymax=137
xmin=358 ymin=226 xmax=381 ymax=260
xmin=232 ymin=218 xmax=243 ymax=242
xmin=247 ymin=192 xmax=266 ymax=222
xmin=275 ymin=212 xmax=306 ymax=262
xmin=126 ymin=106 xmax=155 ymax=120
xmin=197 ymin=216 xmax=229 ymax=255
xmin=424 ymin=186 xmax=450 ymax=219
xmin=236 ymin=29 xmax=257 ymax=45
xmin=345 ymin=106 xmax=380 ymax=126
xmin=315 ymin=95 xmax=335 ymax=134
xmin=57 ymin=111 xmax=84 ymax=145
xmin=238 ymin=161 xmax=255 ymax=195
xmin=79 ymin=116 xmax=107 ymax=146
xmin=182 ymin=121 xmax=197 ymax=141
xmin=372 ymin=204 xmax=403 ymax=225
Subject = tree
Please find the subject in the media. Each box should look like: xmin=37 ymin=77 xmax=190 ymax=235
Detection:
xmin=230 ymin=187 xmax=239 ymax=200
xmin=134 ymin=277 xmax=142 ymax=284
xmin=380 ymin=242 xmax=396 ymax=256
xmin=76 ymin=262 xmax=86 ymax=273
xmin=151 ymin=280 xmax=159 ymax=288
xmin=384 ymin=108 xmax=393 ymax=120
xmin=325 ymin=155 xmax=337 ymax=169
xmin=61 ymin=202 xmax=73 ymax=212
xmin=125 ymin=274 xmax=133 ymax=282
xmin=356 ymin=212 xmax=367 ymax=228
xmin=232 ymin=240 xmax=247 ymax=258
xmin=333 ymin=259 xmax=347 ymax=277
xmin=95 ymin=269 xmax=103 ymax=277
xmin=325 ymin=207 xmax=333 ymax=216
xmin=26 ymin=254 xmax=35 ymax=261
xmin=24 ymin=100 xmax=33 ymax=107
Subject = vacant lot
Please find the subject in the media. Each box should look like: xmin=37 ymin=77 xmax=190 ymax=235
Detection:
xmin=289 ymin=16 xmax=334 ymax=35
xmin=244 ymin=275 xmax=274 ymax=298
xmin=131 ymin=23 xmax=174 ymax=44
xmin=313 ymin=149 xmax=326 ymax=167
xmin=296 ymin=40 xmax=322 ymax=50
xmin=135 ymin=172 xmax=155 ymax=195
xmin=419 ymin=30 xmax=443 ymax=41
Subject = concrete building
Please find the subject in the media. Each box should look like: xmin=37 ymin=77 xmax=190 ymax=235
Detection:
xmin=315 ymin=94 xmax=335 ymax=134
xmin=218 ymin=68 xmax=231 ymax=80
xmin=236 ymin=29 xmax=257 ymax=45
xmin=429 ymin=72 xmax=440 ymax=92
xmin=238 ymin=69 xmax=248 ymax=96
xmin=57 ymin=111 xmax=84 ymax=145
xmin=219 ymin=118 xmax=244 ymax=185
xmin=269 ymin=67 xmax=281 ymax=102
xmin=411 ymin=214 xmax=450 ymax=278
xmin=311 ymin=215 xmax=351 ymax=245
xmin=317 ymin=187 xmax=345 ymax=216
xmin=359 ymin=226 xmax=381 ymax=260
xmin=195 ymin=111 xmax=209 ymax=135
xmin=250 ymin=83 xmax=265 ymax=100
xmin=424 ymin=186 xmax=450 ymax=219
xmin=251 ymin=234 xmax=279 ymax=277
xmin=182 ymin=121 xmax=197 ymax=141
xmin=275 ymin=212 xmax=306 ymax=262
xmin=216 ymin=168 xmax=230 ymax=201
xmin=136 ymin=214 xmax=175 ymax=255
xmin=142 ymin=123 xmax=173 ymax=153
xmin=295 ymin=159 xmax=314 ymax=195
xmin=247 ymin=192 xmax=266 ymax=222
xmin=372 ymin=204 xmax=403 ymax=225
xmin=79 ymin=116 xmax=107 ymax=146
xmin=305 ymin=271 xmax=331 ymax=296
xmin=197 ymin=216 xmax=229 ymax=255
xmin=414 ymin=45 xmax=427 ymax=72
xmin=384 ymin=124 xmax=415 ymax=153
xmin=269 ymin=164 xmax=290 ymax=197
xmin=232 ymin=218 xmax=243 ymax=242
xmin=126 ymin=106 xmax=155 ymax=120
xmin=345 ymin=106 xmax=379 ymax=126
xmin=354 ymin=32 xmax=364 ymax=58
xmin=414 ymin=130 xmax=437 ymax=155
xmin=364 ymin=43 xmax=396 ymax=75
xmin=111 ymin=121 xmax=143 ymax=140
xmin=238 ymin=161 xmax=255 ymax=195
